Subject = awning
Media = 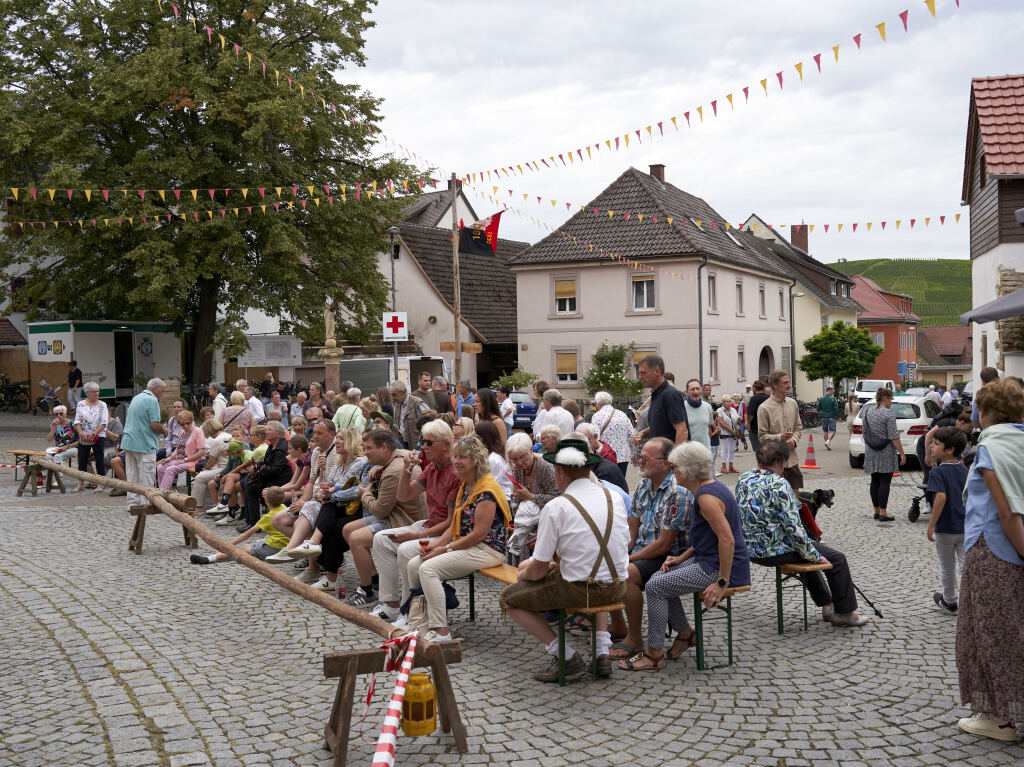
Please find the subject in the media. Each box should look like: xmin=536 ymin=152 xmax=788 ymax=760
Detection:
xmin=960 ymin=286 xmax=1024 ymax=325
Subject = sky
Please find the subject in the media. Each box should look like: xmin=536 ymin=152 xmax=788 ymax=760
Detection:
xmin=344 ymin=0 xmax=1023 ymax=264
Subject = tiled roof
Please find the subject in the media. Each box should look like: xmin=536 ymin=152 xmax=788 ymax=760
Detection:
xmin=963 ymin=75 xmax=1024 ymax=201
xmin=510 ymin=167 xmax=790 ymax=279
xmin=851 ymin=275 xmax=921 ymax=323
xmin=401 ymin=189 xmax=478 ymax=227
xmin=0 ymin=318 xmax=26 ymax=346
xmin=918 ymin=326 xmax=972 ymax=366
xmin=397 ymin=223 xmax=529 ymax=344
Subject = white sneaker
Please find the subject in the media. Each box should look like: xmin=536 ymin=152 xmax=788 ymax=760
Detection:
xmin=821 ymin=605 xmax=835 ymax=622
xmin=214 ymin=514 xmax=235 ymax=526
xmin=296 ymin=568 xmax=320 ymax=584
xmin=956 ymin=713 xmax=1018 ymax=742
xmin=391 ymin=614 xmax=409 ymax=629
xmin=264 ymin=548 xmax=295 ymax=564
xmin=312 ymin=575 xmax=336 ymax=591
xmin=830 ymin=611 xmax=870 ymax=627
xmin=371 ymin=603 xmax=400 ymax=621
xmin=213 ymin=502 xmax=229 ymax=513
xmin=422 ymin=629 xmax=457 ymax=643
xmin=291 ymin=540 xmax=323 ymax=558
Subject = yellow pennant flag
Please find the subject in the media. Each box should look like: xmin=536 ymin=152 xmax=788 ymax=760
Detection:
xmin=260 ymin=205 xmax=266 ymax=214
xmin=128 ymin=218 xmax=133 ymax=226
xmin=218 ymin=34 xmax=225 ymax=50
xmin=833 ymin=44 xmax=840 ymax=62
xmin=925 ymin=0 xmax=936 ymax=18
xmin=896 ymin=220 xmax=901 ymax=229
xmin=299 ymin=84 xmax=304 ymax=98
xmin=523 ymin=193 xmax=528 ymax=201
xmin=103 ymin=218 xmax=109 ymax=227
xmin=371 ymin=181 xmax=377 ymax=192
xmin=492 ymin=185 xmax=498 ymax=193
xmin=517 ymin=164 xmax=523 ymax=173
xmin=726 ymin=93 xmax=734 ymax=109
xmin=667 ymin=217 xmax=674 ymax=226
xmin=158 ymin=190 xmax=166 ymax=201
xmin=638 ymin=214 xmax=644 ymax=222
xmin=241 ymin=188 xmax=248 ymax=199
xmin=925 ymin=217 xmax=931 ymax=226
xmin=867 ymin=222 xmax=873 ymax=231
xmin=53 ymin=221 xmax=58 ymax=229
xmin=697 ymin=106 xmax=703 ymax=122
xmin=838 ymin=223 xmax=843 ymax=232
xmin=760 ymin=78 xmax=768 ymax=95
xmin=121 ymin=189 xmax=127 ymax=197
xmin=585 ymin=148 xmax=591 ymax=160
xmin=314 ymin=198 xmax=320 ymax=206
xmin=608 ymin=210 xmax=614 ymax=219
xmin=752 ymin=223 xmax=758 ymax=233
xmin=84 ymin=189 xmax=91 ymax=201
xmin=189 ymin=15 xmax=196 ymax=33
xmin=876 ymin=22 xmax=886 ymax=42
xmin=725 ymin=222 xmax=731 ymax=230
xmin=246 ymin=52 xmax=252 ymax=70
xmin=78 ymin=220 xmax=83 ymax=228
xmin=287 ymin=201 xmax=293 ymax=209
xmin=275 ymin=187 xmax=282 ymax=196
xmin=47 ymin=188 xmax=55 ymax=200
xmin=233 ymin=208 xmax=239 ymax=216
xmin=180 ymin=213 xmax=186 ymax=221
xmin=795 ymin=62 xmax=803 ymax=81
xmin=605 ymin=140 xmax=612 ymax=150
xmin=207 ymin=210 xmax=213 ymax=219
xmin=695 ymin=220 xmax=702 ymax=228
xmin=809 ymin=225 xmax=815 ymax=233
xmin=274 ymin=69 xmax=279 ymax=86
xmin=9 ymin=187 xmax=17 ymax=200
xmin=306 ymin=185 xmax=314 ymax=196
xmin=624 ymin=134 xmax=630 ymax=147
xmin=646 ymin=125 xmax=652 ymax=138
xmin=671 ymin=116 xmax=678 ymax=131
xmin=551 ymin=199 xmax=557 ymax=207
xmin=190 ymin=189 xmax=197 ymax=200
xmin=956 ymin=214 xmax=961 ymax=223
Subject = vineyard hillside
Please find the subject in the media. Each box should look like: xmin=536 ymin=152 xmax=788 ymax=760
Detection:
xmin=831 ymin=258 xmax=971 ymax=327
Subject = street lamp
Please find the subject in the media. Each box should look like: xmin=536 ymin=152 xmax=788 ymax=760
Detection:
xmin=387 ymin=226 xmax=401 ymax=380
xmin=790 ymin=290 xmax=805 ymax=398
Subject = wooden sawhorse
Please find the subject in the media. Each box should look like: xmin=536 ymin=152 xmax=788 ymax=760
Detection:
xmin=128 ymin=504 xmax=198 ymax=555
xmin=16 ymin=461 xmax=66 ymax=497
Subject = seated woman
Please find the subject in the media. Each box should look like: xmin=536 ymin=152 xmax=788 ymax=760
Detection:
xmin=219 ymin=390 xmax=254 ymax=442
xmin=537 ymin=424 xmax=561 ymax=455
xmin=405 ymin=435 xmax=511 ymax=643
xmin=191 ymin=419 xmax=228 ymax=510
xmin=277 ymin=434 xmax=310 ymax=503
xmin=621 ymin=441 xmax=751 ymax=671
xmin=452 ymin=416 xmax=475 ymax=440
xmin=504 ymin=432 xmax=558 ymax=563
xmin=46 ymin=405 xmax=79 ymax=469
xmin=735 ymin=439 xmax=869 ymax=627
xmin=475 ymin=419 xmax=514 ymax=501
xmin=156 ymin=410 xmax=206 ymax=490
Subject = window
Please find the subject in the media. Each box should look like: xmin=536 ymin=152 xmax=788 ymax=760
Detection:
xmin=632 ymin=348 xmax=657 ymax=378
xmin=780 ymin=346 xmax=791 ymax=373
xmin=842 ymin=284 xmax=850 ymax=298
xmin=555 ymin=350 xmax=578 ymax=384
xmin=709 ymin=347 xmax=719 ymax=382
xmin=554 ymin=278 xmax=577 ymax=314
xmin=631 ymin=275 xmax=656 ymax=311
xmin=779 ymin=288 xmax=785 ymax=318
xmin=758 ymin=284 xmax=766 ymax=317
xmin=735 ymin=279 xmax=744 ymax=315
xmin=724 ymin=228 xmax=744 ymax=248
xmin=707 ymin=273 xmax=717 ymax=312
xmin=829 ymin=279 xmax=837 ymax=295
xmin=981 ymin=332 xmax=988 ymax=367
xmin=872 ymin=332 xmax=885 ymax=349
xmin=737 ymin=346 xmax=745 ymax=379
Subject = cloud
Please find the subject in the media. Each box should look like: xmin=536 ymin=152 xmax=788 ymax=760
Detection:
xmin=353 ymin=0 xmax=1022 ymax=263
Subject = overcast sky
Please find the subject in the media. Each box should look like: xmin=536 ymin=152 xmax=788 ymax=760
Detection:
xmin=351 ymin=0 xmax=1021 ymax=264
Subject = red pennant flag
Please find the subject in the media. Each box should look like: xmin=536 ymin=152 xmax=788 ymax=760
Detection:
xmin=29 ymin=188 xmax=37 ymax=200
xmin=141 ymin=216 xmax=147 ymax=223
xmin=171 ymin=4 xmax=178 ymax=19
xmin=220 ymin=209 xmax=226 ymax=217
xmin=910 ymin=219 xmax=916 ymax=228
xmin=101 ymin=190 xmax=109 ymax=201
xmin=794 ymin=225 xmax=801 ymax=232
xmin=824 ymin=224 xmax=829 ymax=233
xmin=711 ymin=222 xmax=717 ymax=229
xmin=577 ymin=149 xmax=583 ymax=161
xmin=813 ymin=53 xmax=822 ymax=73
xmin=711 ymin=100 xmax=718 ymax=116
xmin=657 ymin=121 xmax=663 ymax=136
xmin=138 ymin=190 xmax=146 ymax=200
xmin=635 ymin=129 xmax=641 ymax=142
xmin=541 ymin=159 xmax=549 ymax=168
xmin=881 ymin=221 xmax=887 ymax=229
xmin=204 ymin=25 xmax=212 ymax=42
xmin=537 ymin=196 xmax=541 ymax=204
xmin=593 ymin=208 xmax=599 ymax=215
xmin=853 ymin=223 xmax=858 ymax=232
xmin=899 ymin=10 xmax=909 ymax=31
xmin=854 ymin=33 xmax=862 ymax=49
xmin=246 ymin=206 xmax=252 ymax=215
xmin=300 ymin=200 xmax=306 ymax=209
xmin=614 ymin=137 xmax=620 ymax=150
xmin=166 ymin=215 xmax=171 ymax=222
xmin=192 ymin=211 xmax=199 ymax=221
xmin=684 ymin=111 xmax=691 ymax=126
xmin=290 ymin=186 xmax=298 ymax=197
xmin=565 ymin=202 xmax=570 ymax=210
xmin=776 ymin=71 xmax=784 ymax=90
xmin=66 ymin=189 xmax=73 ymax=200
xmin=624 ymin=213 xmax=630 ymax=220
xmin=558 ymin=154 xmax=565 ymax=165
xmin=233 ymin=43 xmax=240 ymax=59
xmin=273 ymin=203 xmax=280 ymax=212
xmin=743 ymin=86 xmax=749 ymax=103
xmin=173 ymin=189 xmax=181 ymax=201
xmin=940 ymin=215 xmax=946 ymax=225
xmin=208 ymin=189 xmax=215 ymax=200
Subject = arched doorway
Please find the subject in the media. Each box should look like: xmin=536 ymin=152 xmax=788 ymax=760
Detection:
xmin=758 ymin=346 xmax=774 ymax=378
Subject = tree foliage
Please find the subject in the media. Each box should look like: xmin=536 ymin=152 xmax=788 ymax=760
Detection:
xmin=798 ymin=321 xmax=883 ymax=387
xmin=0 ymin=0 xmax=423 ymax=381
xmin=490 ymin=365 xmax=539 ymax=392
xmin=582 ymin=341 xmax=643 ymax=398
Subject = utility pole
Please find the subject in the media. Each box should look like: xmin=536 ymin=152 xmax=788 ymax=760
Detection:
xmin=451 ymin=172 xmax=462 ymax=388
xmin=387 ymin=226 xmax=401 ymax=381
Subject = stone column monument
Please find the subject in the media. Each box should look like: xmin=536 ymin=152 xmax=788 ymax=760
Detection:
xmin=318 ymin=301 xmax=343 ymax=395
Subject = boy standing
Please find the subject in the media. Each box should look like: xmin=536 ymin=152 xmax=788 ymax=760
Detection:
xmin=191 ymin=486 xmax=289 ymax=564
xmin=926 ymin=426 xmax=969 ymax=613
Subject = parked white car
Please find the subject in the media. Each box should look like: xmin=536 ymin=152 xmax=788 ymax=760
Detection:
xmin=848 ymin=395 xmax=942 ymax=468
xmin=853 ymin=379 xmax=896 ymax=405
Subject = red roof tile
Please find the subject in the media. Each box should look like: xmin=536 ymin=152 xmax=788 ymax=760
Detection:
xmin=963 ymin=75 xmax=1024 ymax=200
xmin=918 ymin=326 xmax=972 ymax=367
xmin=851 ymin=276 xmax=920 ymax=323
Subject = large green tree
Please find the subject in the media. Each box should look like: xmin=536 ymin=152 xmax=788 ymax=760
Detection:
xmin=0 ymin=0 xmax=422 ymax=381
xmin=797 ymin=320 xmax=883 ymax=389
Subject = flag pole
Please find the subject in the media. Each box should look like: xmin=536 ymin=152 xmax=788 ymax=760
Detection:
xmin=451 ymin=172 xmax=462 ymax=389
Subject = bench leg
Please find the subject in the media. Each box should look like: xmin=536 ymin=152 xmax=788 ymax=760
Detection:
xmin=16 ymin=467 xmax=33 ymax=497
xmin=557 ymin=610 xmax=567 ymax=686
xmin=132 ymin=513 xmax=147 ymax=555
xmin=801 ymin=575 xmax=809 ymax=631
xmin=468 ymin=572 xmax=475 ymax=622
xmin=725 ymin=596 xmax=734 ymax=667
xmin=322 ymin=658 xmax=355 ymax=767
xmin=775 ymin=567 xmax=784 ymax=635
xmin=693 ymin=593 xmax=705 ymax=671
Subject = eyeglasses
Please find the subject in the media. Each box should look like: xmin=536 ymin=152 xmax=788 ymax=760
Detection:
xmin=637 ymin=455 xmax=667 ymax=464
xmin=508 ymin=453 xmax=531 ymax=462
xmin=422 ymin=439 xmax=436 ymax=447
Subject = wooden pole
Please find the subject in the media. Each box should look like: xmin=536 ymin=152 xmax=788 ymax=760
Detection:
xmin=35 ymin=459 xmax=196 ymax=512
xmin=450 ymin=172 xmax=461 ymax=389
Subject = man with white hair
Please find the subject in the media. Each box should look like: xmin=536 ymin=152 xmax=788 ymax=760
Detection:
xmin=925 ymin=384 xmax=942 ymax=407
xmin=120 ymin=378 xmax=167 ymax=508
xmin=540 ymin=388 xmax=574 ymax=437
xmin=244 ymin=386 xmax=266 ymax=424
xmin=333 ymin=387 xmax=366 ymax=431
xmin=500 ymin=437 xmax=630 ymax=682
xmin=589 ymin=392 xmax=634 ymax=475
xmin=208 ymin=381 xmax=228 ymax=419
xmin=389 ymin=380 xmax=429 ymax=449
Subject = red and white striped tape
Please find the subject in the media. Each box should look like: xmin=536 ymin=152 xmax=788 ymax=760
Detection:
xmin=371 ymin=631 xmax=418 ymax=767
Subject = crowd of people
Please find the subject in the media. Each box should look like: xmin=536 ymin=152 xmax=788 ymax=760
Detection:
xmin=59 ymin=358 xmax=1023 ymax=741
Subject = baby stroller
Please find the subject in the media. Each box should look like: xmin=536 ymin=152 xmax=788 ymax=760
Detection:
xmin=34 ymin=380 xmax=64 ymax=415
xmin=908 ymin=485 xmax=933 ymax=523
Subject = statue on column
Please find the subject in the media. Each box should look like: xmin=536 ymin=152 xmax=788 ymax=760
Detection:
xmin=324 ymin=300 xmax=338 ymax=348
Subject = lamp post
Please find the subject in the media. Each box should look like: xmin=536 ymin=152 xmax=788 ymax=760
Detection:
xmin=387 ymin=226 xmax=401 ymax=380
xmin=790 ymin=289 xmax=805 ymax=399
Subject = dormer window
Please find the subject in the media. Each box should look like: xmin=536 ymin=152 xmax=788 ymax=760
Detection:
xmin=829 ymin=279 xmax=837 ymax=295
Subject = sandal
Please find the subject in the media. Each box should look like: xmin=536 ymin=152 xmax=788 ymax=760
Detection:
xmin=608 ymin=641 xmax=642 ymax=659
xmin=667 ymin=630 xmax=696 ymax=660
xmin=566 ymin=616 xmax=592 ymax=635
xmin=618 ymin=651 xmax=665 ymax=671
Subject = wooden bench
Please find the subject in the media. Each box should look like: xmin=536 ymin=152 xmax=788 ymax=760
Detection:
xmin=8 ymin=449 xmax=49 ymax=482
xmin=13 ymin=451 xmax=66 ymax=497
xmin=693 ymin=585 xmax=751 ymax=670
xmin=469 ymin=564 xmax=625 ymax=685
xmin=774 ymin=562 xmax=833 ymax=634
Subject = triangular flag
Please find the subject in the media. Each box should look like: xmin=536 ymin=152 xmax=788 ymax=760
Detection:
xmin=760 ymin=78 xmax=768 ymax=96
xmin=173 ymin=189 xmax=181 ymax=200
xmin=726 ymin=94 xmax=734 ymax=110
xmin=795 ymin=62 xmax=803 ymax=81
xmin=711 ymin=100 xmax=717 ymax=116
xmin=218 ymin=33 xmax=225 ymax=50
xmin=743 ymin=86 xmax=749 ymax=103
xmin=813 ymin=53 xmax=822 ymax=73
xmin=925 ymin=0 xmax=936 ymax=18
xmin=875 ymin=23 xmax=885 ymax=42
xmin=854 ymin=33 xmax=862 ymax=49
xmin=208 ymin=189 xmax=215 ymax=200
xmin=838 ymin=224 xmax=843 ymax=232
xmin=158 ymin=190 xmax=165 ymax=201
xmin=9 ymin=188 xmax=17 ymax=200
xmin=776 ymin=71 xmax=784 ymax=90
xmin=697 ymin=106 xmax=703 ymax=122
xmin=833 ymin=44 xmax=840 ymax=61
xmin=899 ymin=10 xmax=909 ymax=31
xmin=47 ymin=188 xmax=55 ymax=200
xmin=190 ymin=189 xmax=197 ymax=200
xmin=925 ymin=217 xmax=930 ymax=227
xmin=67 ymin=189 xmax=73 ymax=200
xmin=852 ymin=223 xmax=858 ymax=232
xmin=809 ymin=225 xmax=815 ymax=233
xmin=867 ymin=222 xmax=873 ymax=231
xmin=956 ymin=213 xmax=961 ymax=223
xmin=940 ymin=216 xmax=945 ymax=225
xmin=101 ymin=189 xmax=109 ymax=201
xmin=910 ymin=219 xmax=916 ymax=228
xmin=241 ymin=188 xmax=248 ymax=199
xmin=138 ymin=190 xmax=146 ymax=200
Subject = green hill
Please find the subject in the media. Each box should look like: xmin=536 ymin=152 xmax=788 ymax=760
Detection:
xmin=830 ymin=258 xmax=971 ymax=327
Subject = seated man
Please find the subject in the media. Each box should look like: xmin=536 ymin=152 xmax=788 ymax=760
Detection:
xmin=573 ymin=424 xmax=628 ymax=492
xmin=340 ymin=429 xmax=428 ymax=607
xmin=500 ymin=438 xmax=630 ymax=682
xmin=370 ymin=419 xmax=461 ymax=626
xmin=608 ymin=437 xmax=692 ymax=660
xmin=735 ymin=439 xmax=869 ymax=627
xmin=239 ymin=421 xmax=292 ymax=529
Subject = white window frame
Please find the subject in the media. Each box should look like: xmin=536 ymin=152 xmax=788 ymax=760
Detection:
xmin=735 ymin=279 xmax=744 ymax=316
xmin=758 ymin=283 xmax=766 ymax=318
xmin=553 ymin=348 xmax=580 ymax=385
xmin=709 ymin=346 xmax=719 ymax=383
xmin=707 ymin=272 xmax=718 ymax=313
xmin=872 ymin=332 xmax=885 ymax=349
xmin=737 ymin=345 xmax=745 ymax=381
xmin=551 ymin=274 xmax=580 ymax=318
xmin=830 ymin=279 xmax=837 ymax=295
xmin=630 ymin=274 xmax=656 ymax=312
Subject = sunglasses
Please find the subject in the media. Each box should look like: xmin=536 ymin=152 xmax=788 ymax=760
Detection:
xmin=422 ymin=439 xmax=436 ymax=447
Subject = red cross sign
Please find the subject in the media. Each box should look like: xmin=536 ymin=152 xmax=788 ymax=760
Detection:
xmin=382 ymin=311 xmax=408 ymax=341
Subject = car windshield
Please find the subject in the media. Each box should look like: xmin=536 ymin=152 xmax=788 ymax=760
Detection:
xmin=905 ymin=387 xmax=927 ymax=397
xmin=510 ymin=393 xmax=533 ymax=404
xmin=862 ymin=402 xmax=921 ymax=420
xmin=857 ymin=381 xmax=886 ymax=392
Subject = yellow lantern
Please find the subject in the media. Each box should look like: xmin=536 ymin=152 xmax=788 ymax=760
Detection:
xmin=401 ymin=673 xmax=436 ymax=736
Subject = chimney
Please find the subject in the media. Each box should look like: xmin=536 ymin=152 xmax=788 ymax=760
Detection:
xmin=790 ymin=223 xmax=809 ymax=253
xmin=649 ymin=164 xmax=665 ymax=183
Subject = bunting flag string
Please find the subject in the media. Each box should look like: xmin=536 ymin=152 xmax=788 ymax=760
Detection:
xmin=151 ymin=1 xmax=445 ymax=174
xmin=461 ymin=2 xmax=955 ymax=180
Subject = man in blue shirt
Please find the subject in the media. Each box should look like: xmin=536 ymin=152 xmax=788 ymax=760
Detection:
xmin=455 ymin=380 xmax=475 ymax=414
xmin=634 ymin=355 xmax=688 ymax=446
xmin=120 ymin=378 xmax=167 ymax=508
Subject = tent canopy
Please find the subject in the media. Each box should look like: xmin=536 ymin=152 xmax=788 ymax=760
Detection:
xmin=960 ymin=286 xmax=1024 ymax=325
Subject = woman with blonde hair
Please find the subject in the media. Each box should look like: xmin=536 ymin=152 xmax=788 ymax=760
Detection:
xmin=453 ymin=416 xmax=475 ymax=439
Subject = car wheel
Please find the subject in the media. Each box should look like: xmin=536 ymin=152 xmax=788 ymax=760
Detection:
xmin=848 ymin=453 xmax=864 ymax=469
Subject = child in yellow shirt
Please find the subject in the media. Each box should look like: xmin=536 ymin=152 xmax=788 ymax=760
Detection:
xmin=191 ymin=486 xmax=290 ymax=564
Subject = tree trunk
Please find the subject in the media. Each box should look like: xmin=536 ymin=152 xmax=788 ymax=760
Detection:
xmin=192 ymin=276 xmax=220 ymax=384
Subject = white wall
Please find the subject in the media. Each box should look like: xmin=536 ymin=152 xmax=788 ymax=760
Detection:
xmin=971 ymin=242 xmax=1024 ymax=383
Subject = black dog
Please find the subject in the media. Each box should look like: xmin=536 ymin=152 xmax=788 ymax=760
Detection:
xmin=797 ymin=488 xmax=835 ymax=519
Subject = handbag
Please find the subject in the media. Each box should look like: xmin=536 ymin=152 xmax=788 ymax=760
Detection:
xmin=340 ymin=476 xmax=362 ymax=516
xmin=862 ymin=411 xmax=891 ymax=451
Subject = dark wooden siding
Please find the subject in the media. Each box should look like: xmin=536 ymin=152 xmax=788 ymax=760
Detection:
xmin=998 ymin=179 xmax=1024 ymax=245
xmin=968 ymin=123 xmax=999 ymax=259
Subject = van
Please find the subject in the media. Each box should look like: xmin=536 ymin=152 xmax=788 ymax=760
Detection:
xmin=854 ymin=379 xmax=896 ymax=405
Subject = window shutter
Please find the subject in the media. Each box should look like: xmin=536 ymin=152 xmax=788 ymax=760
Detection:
xmin=556 ymin=351 xmax=577 ymax=375
xmin=554 ymin=279 xmax=576 ymax=299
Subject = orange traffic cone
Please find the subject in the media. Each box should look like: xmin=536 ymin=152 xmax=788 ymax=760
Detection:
xmin=801 ymin=434 xmax=821 ymax=469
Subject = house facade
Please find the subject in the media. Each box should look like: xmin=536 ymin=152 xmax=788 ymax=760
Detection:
xmin=851 ymin=276 xmax=919 ymax=384
xmin=916 ymin=325 xmax=973 ymax=388
xmin=962 ymin=75 xmax=1024 ymax=381
xmin=742 ymin=216 xmax=862 ymax=397
xmin=511 ymin=166 xmax=793 ymax=401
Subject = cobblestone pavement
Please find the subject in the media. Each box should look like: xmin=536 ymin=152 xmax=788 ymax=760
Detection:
xmin=1 ymin=466 xmax=1022 ymax=767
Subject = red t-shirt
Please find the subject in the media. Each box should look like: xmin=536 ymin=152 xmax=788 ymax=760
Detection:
xmin=415 ymin=458 xmax=461 ymax=527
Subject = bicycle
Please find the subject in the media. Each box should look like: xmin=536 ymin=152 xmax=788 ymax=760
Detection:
xmin=0 ymin=373 xmax=32 ymax=412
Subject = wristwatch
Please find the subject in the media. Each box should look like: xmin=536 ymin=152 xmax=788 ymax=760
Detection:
xmin=717 ymin=578 xmax=728 ymax=588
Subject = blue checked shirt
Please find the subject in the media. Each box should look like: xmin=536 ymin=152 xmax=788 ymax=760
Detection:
xmin=734 ymin=469 xmax=822 ymax=562
xmin=628 ymin=473 xmax=693 ymax=556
